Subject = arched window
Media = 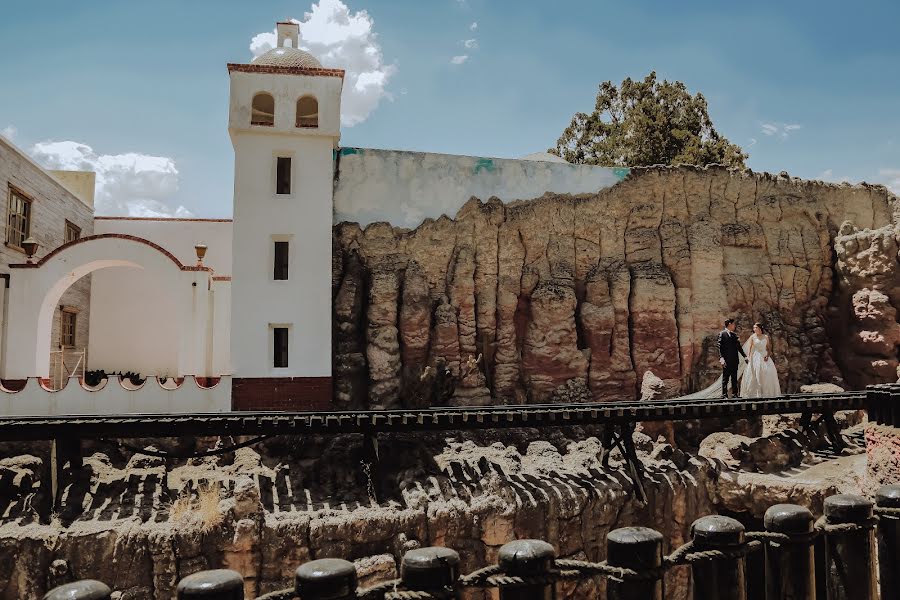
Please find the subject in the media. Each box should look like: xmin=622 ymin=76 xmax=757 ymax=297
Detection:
xmin=251 ymin=92 xmax=275 ymax=126
xmin=296 ymin=95 xmax=318 ymax=128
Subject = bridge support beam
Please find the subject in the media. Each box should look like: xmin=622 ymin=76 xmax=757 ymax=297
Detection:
xmin=361 ymin=433 xmax=381 ymax=503
xmin=865 ymin=384 xmax=900 ymax=490
xmin=51 ymin=437 xmax=82 ymax=509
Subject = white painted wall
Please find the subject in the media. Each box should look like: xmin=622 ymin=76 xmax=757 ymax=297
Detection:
xmin=0 ymin=376 xmax=231 ymax=415
xmin=228 ymin=65 xmax=341 ymax=379
xmin=88 ymin=219 xmax=232 ymax=377
xmin=92 ymin=218 xmax=232 ymax=272
xmin=333 ymin=148 xmax=630 ymax=228
xmin=4 ymin=236 xmax=217 ymax=379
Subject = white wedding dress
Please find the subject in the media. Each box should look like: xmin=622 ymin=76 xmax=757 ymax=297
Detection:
xmin=678 ymin=334 xmax=781 ymax=400
xmin=739 ymin=333 xmax=781 ymax=398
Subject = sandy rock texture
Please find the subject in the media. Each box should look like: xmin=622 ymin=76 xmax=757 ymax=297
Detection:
xmin=833 ymin=222 xmax=900 ymax=386
xmin=0 ymin=421 xmax=868 ymax=600
xmin=0 ymin=433 xmax=714 ymax=600
xmin=333 ymin=166 xmax=897 ymax=408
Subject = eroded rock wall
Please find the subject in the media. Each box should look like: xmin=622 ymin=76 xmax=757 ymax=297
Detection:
xmin=333 ymin=166 xmax=897 ymax=407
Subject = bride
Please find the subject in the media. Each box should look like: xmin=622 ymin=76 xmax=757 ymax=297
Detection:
xmin=739 ymin=322 xmax=781 ymax=398
xmin=679 ymin=321 xmax=781 ymax=399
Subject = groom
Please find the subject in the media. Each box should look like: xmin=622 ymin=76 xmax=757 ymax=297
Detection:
xmin=717 ymin=318 xmax=748 ymax=398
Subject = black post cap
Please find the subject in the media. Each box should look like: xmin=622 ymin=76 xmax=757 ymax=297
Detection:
xmin=498 ymin=540 xmax=556 ymax=575
xmin=43 ymin=580 xmax=111 ymax=600
xmin=401 ymin=547 xmax=460 ymax=589
xmin=824 ymin=494 xmax=873 ymax=524
xmin=876 ymin=485 xmax=900 ymax=509
xmin=296 ymin=559 xmax=357 ymax=600
xmin=176 ymin=569 xmax=244 ymax=599
xmin=607 ymin=526 xmax=664 ymax=570
xmin=765 ymin=504 xmax=814 ymax=534
xmin=691 ymin=515 xmax=745 ymax=547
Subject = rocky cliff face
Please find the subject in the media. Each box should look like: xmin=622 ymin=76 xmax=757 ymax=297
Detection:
xmin=333 ymin=166 xmax=897 ymax=408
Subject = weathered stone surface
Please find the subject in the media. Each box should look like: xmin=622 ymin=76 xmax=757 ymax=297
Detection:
xmin=333 ymin=166 xmax=898 ymax=406
xmin=0 ymin=415 xmax=870 ymax=600
xmin=833 ymin=223 xmax=900 ymax=387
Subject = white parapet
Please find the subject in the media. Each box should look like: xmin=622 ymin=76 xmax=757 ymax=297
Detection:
xmin=0 ymin=376 xmax=232 ymax=416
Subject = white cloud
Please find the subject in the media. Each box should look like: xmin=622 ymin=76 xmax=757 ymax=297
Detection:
xmin=1 ymin=125 xmax=16 ymax=141
xmin=760 ymin=122 xmax=802 ymax=139
xmin=470 ymin=21 xmax=478 ymax=31
xmin=249 ymin=0 xmax=396 ymax=127
xmin=879 ymin=168 xmax=900 ymax=194
xmin=819 ymin=168 xmax=852 ymax=184
xmin=450 ymin=55 xmax=469 ymax=65
xmin=30 ymin=141 xmax=192 ymax=217
xmin=463 ymin=38 xmax=478 ymax=49
xmin=747 ymin=137 xmax=757 ymax=148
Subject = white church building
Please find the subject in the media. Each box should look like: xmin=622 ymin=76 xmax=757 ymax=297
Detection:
xmin=0 ymin=22 xmax=625 ymax=414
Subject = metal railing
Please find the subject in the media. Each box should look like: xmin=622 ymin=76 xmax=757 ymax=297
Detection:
xmin=48 ymin=347 xmax=85 ymax=391
xmin=42 ymin=487 xmax=900 ymax=599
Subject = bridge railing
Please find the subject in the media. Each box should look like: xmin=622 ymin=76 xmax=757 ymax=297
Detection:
xmin=43 ymin=487 xmax=900 ymax=600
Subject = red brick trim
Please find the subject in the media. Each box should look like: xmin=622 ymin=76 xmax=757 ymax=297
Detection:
xmin=9 ymin=233 xmax=212 ymax=273
xmin=94 ymin=216 xmax=233 ymax=223
xmin=213 ymin=276 xmax=232 ymax=281
xmin=232 ymin=377 xmax=332 ymax=411
xmin=227 ymin=63 xmax=345 ymax=78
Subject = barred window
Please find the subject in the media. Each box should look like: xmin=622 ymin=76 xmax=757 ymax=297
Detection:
xmin=61 ymin=310 xmax=77 ymax=348
xmin=7 ymin=187 xmax=31 ymax=249
xmin=65 ymin=220 xmax=81 ymax=243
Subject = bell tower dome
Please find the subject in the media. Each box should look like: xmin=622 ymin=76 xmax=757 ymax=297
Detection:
xmin=226 ymin=22 xmax=344 ymax=409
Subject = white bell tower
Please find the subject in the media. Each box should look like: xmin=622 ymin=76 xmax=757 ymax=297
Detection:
xmin=227 ymin=22 xmax=344 ymax=408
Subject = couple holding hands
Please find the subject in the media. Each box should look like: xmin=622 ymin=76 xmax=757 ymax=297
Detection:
xmin=716 ymin=318 xmax=781 ymax=399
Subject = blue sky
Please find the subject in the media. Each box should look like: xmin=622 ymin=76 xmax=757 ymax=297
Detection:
xmin=1 ymin=0 xmax=898 ymax=217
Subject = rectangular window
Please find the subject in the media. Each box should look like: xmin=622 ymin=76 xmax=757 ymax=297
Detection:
xmin=276 ymin=157 xmax=292 ymax=195
xmin=274 ymin=241 xmax=289 ymax=280
xmin=273 ymin=327 xmax=289 ymax=368
xmin=61 ymin=310 xmax=77 ymax=348
xmin=64 ymin=220 xmax=81 ymax=243
xmin=7 ymin=187 xmax=31 ymax=249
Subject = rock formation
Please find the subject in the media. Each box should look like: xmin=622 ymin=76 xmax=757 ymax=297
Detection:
xmin=0 ymin=420 xmax=867 ymax=599
xmin=333 ymin=166 xmax=898 ymax=407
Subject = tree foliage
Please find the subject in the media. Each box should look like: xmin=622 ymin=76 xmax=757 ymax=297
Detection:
xmin=551 ymin=72 xmax=747 ymax=168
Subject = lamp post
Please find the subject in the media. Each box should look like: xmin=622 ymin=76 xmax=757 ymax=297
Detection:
xmin=194 ymin=242 xmax=208 ymax=266
xmin=22 ymin=237 xmax=39 ymax=263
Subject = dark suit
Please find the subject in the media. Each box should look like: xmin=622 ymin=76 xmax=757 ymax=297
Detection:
xmin=717 ymin=328 xmax=747 ymax=397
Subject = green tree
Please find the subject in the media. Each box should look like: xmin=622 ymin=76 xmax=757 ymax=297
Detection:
xmin=551 ymin=72 xmax=747 ymax=168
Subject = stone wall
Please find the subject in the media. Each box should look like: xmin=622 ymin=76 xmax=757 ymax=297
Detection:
xmin=333 ymin=165 xmax=897 ymax=408
xmin=0 ymin=138 xmax=94 ymax=381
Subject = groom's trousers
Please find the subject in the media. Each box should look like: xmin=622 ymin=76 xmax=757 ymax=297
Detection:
xmin=722 ymin=362 xmax=739 ymax=397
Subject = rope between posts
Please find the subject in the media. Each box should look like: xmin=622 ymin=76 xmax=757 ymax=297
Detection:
xmin=815 ymin=516 xmax=879 ymax=534
xmin=746 ymin=530 xmax=819 ymax=545
xmin=355 ymin=518 xmax=884 ymax=598
xmin=385 ymin=589 xmax=454 ymax=600
xmin=875 ymin=506 xmax=900 ymax=518
xmin=458 ymin=564 xmax=501 ymax=586
xmin=554 ymin=559 xmax=666 ymax=582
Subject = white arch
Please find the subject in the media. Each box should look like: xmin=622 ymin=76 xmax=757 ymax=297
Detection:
xmin=4 ymin=235 xmax=214 ymax=380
